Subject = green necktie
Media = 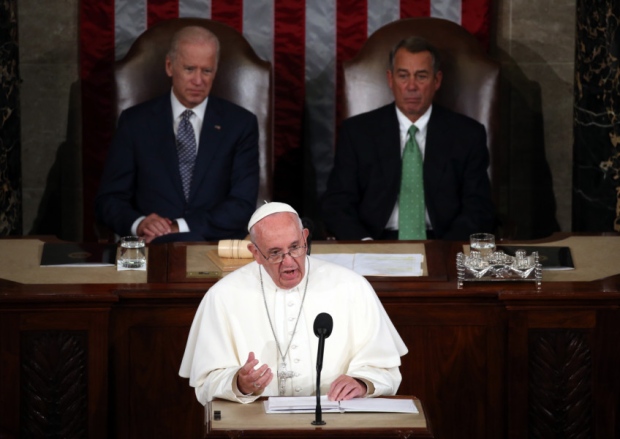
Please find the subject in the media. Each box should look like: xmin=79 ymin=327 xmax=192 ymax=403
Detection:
xmin=398 ymin=125 xmax=426 ymax=240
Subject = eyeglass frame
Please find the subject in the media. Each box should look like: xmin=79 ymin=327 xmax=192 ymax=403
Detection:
xmin=251 ymin=239 xmax=308 ymax=264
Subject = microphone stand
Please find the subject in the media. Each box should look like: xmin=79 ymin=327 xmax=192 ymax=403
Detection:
xmin=311 ymin=330 xmax=326 ymax=426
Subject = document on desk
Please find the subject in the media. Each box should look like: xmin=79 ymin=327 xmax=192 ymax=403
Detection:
xmin=40 ymin=243 xmax=117 ymax=267
xmin=313 ymin=253 xmax=424 ymax=276
xmin=264 ymin=396 xmax=418 ymax=414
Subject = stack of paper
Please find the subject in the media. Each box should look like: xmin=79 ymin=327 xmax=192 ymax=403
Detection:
xmin=264 ymin=396 xmax=418 ymax=414
xmin=313 ymin=253 xmax=424 ymax=276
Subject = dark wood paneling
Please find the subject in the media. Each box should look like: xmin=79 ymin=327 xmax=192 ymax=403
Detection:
xmin=528 ymin=329 xmax=593 ymax=439
xmin=0 ymin=313 xmax=20 ymax=438
xmin=593 ymin=310 xmax=620 ymax=439
xmin=2 ymin=237 xmax=619 ymax=439
xmin=387 ymin=303 xmax=505 ymax=439
xmin=111 ymin=305 xmax=203 ymax=439
xmin=0 ymin=310 xmax=110 ymax=439
xmin=20 ymin=331 xmax=88 ymax=438
xmin=507 ymin=307 xmax=619 ymax=439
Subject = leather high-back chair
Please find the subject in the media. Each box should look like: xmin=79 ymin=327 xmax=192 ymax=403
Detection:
xmin=114 ymin=18 xmax=273 ymax=204
xmin=342 ymin=17 xmax=501 ymax=206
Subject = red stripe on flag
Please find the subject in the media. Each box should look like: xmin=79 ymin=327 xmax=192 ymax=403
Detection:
xmin=80 ymin=0 xmax=116 ymax=242
xmin=336 ymin=0 xmax=367 ymax=126
xmin=147 ymin=0 xmax=180 ymax=27
xmin=400 ymin=0 xmax=430 ymax=18
xmin=212 ymin=0 xmax=244 ymax=33
xmin=461 ymin=0 xmax=491 ymax=49
xmin=272 ymin=0 xmax=305 ymax=208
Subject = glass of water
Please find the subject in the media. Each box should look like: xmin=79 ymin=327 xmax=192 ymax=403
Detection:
xmin=469 ymin=233 xmax=495 ymax=259
xmin=118 ymin=236 xmax=146 ymax=269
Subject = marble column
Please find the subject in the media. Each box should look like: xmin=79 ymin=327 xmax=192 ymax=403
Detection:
xmin=573 ymin=1 xmax=620 ymax=232
xmin=0 ymin=0 xmax=23 ymax=235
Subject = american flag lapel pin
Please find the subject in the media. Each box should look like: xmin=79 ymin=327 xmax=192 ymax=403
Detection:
xmin=214 ymin=125 xmax=221 ymax=130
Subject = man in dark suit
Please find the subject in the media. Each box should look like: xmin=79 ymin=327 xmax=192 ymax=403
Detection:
xmin=96 ymin=26 xmax=259 ymax=243
xmin=322 ymin=36 xmax=494 ymax=240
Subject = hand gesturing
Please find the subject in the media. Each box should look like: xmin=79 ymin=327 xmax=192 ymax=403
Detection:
xmin=237 ymin=352 xmax=273 ymax=395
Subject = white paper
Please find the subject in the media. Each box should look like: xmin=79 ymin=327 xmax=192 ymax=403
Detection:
xmin=353 ymin=254 xmax=423 ymax=276
xmin=264 ymin=396 xmax=418 ymax=414
xmin=264 ymin=396 xmax=339 ymax=413
xmin=312 ymin=253 xmax=355 ymax=269
xmin=339 ymin=398 xmax=417 ymax=413
xmin=313 ymin=253 xmax=424 ymax=277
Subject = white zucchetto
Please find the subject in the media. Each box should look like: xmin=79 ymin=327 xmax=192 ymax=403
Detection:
xmin=247 ymin=201 xmax=298 ymax=232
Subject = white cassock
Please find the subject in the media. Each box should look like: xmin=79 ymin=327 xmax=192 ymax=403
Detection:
xmin=179 ymin=255 xmax=408 ymax=404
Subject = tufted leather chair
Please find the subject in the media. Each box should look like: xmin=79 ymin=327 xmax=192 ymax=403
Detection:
xmin=342 ymin=17 xmax=502 ymax=214
xmin=114 ymin=18 xmax=273 ymax=205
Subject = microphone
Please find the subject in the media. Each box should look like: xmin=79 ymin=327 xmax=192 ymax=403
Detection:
xmin=311 ymin=312 xmax=333 ymax=426
xmin=301 ymin=217 xmax=314 ymax=255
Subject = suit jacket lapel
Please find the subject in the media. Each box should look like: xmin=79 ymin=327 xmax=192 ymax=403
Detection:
xmin=377 ymin=103 xmax=401 ymax=186
xmin=190 ymin=97 xmax=224 ymax=201
xmin=424 ymin=105 xmax=450 ymax=179
xmin=150 ymin=97 xmax=186 ymax=200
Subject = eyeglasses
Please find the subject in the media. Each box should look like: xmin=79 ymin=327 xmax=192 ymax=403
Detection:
xmin=253 ymin=242 xmax=307 ymax=264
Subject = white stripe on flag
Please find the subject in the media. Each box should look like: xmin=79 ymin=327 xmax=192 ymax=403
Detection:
xmin=179 ymin=0 xmax=211 ymax=18
xmin=243 ymin=0 xmax=274 ymax=62
xmin=305 ymin=0 xmax=337 ymax=196
xmin=367 ymin=0 xmax=400 ymax=36
xmin=431 ymin=0 xmax=462 ymax=24
xmin=115 ymin=0 xmax=147 ymax=60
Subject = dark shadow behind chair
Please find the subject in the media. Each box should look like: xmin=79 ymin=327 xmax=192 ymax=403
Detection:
xmin=96 ymin=18 xmax=273 ymax=241
xmin=341 ymin=18 xmax=510 ymax=237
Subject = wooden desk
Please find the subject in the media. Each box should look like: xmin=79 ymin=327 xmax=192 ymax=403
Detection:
xmin=1 ymin=235 xmax=619 ymax=439
xmin=205 ymin=397 xmax=433 ymax=438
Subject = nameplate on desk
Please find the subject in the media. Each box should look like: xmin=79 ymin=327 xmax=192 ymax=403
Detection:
xmin=40 ymin=243 xmax=117 ymax=267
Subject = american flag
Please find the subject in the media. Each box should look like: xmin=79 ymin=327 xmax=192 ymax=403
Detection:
xmin=80 ymin=0 xmax=490 ymax=240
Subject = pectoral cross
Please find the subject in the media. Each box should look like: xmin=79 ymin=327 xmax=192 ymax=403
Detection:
xmin=277 ymin=362 xmax=295 ymax=396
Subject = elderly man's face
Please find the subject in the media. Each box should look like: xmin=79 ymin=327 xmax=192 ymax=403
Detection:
xmin=249 ymin=213 xmax=309 ymax=290
xmin=387 ymin=48 xmax=442 ymax=123
xmin=165 ymin=39 xmax=218 ymax=108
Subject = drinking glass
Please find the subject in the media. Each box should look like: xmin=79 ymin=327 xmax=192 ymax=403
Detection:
xmin=118 ymin=236 xmax=146 ymax=269
xmin=469 ymin=233 xmax=495 ymax=259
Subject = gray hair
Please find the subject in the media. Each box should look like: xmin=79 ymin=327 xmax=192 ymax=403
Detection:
xmin=389 ymin=36 xmax=441 ymax=73
xmin=167 ymin=26 xmax=220 ymax=63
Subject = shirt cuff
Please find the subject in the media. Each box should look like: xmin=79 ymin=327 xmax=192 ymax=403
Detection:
xmin=176 ymin=218 xmax=189 ymax=233
xmin=131 ymin=216 xmax=145 ymax=236
xmin=232 ymin=370 xmax=263 ymax=398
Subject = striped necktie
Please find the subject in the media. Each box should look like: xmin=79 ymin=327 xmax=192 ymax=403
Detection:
xmin=177 ymin=109 xmax=197 ymax=200
xmin=398 ymin=125 xmax=426 ymax=240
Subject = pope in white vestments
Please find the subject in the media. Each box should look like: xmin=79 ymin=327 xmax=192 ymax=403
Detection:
xmin=179 ymin=202 xmax=408 ymax=404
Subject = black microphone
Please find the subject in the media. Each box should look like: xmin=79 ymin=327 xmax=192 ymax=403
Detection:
xmin=301 ymin=217 xmax=314 ymax=255
xmin=311 ymin=312 xmax=333 ymax=426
